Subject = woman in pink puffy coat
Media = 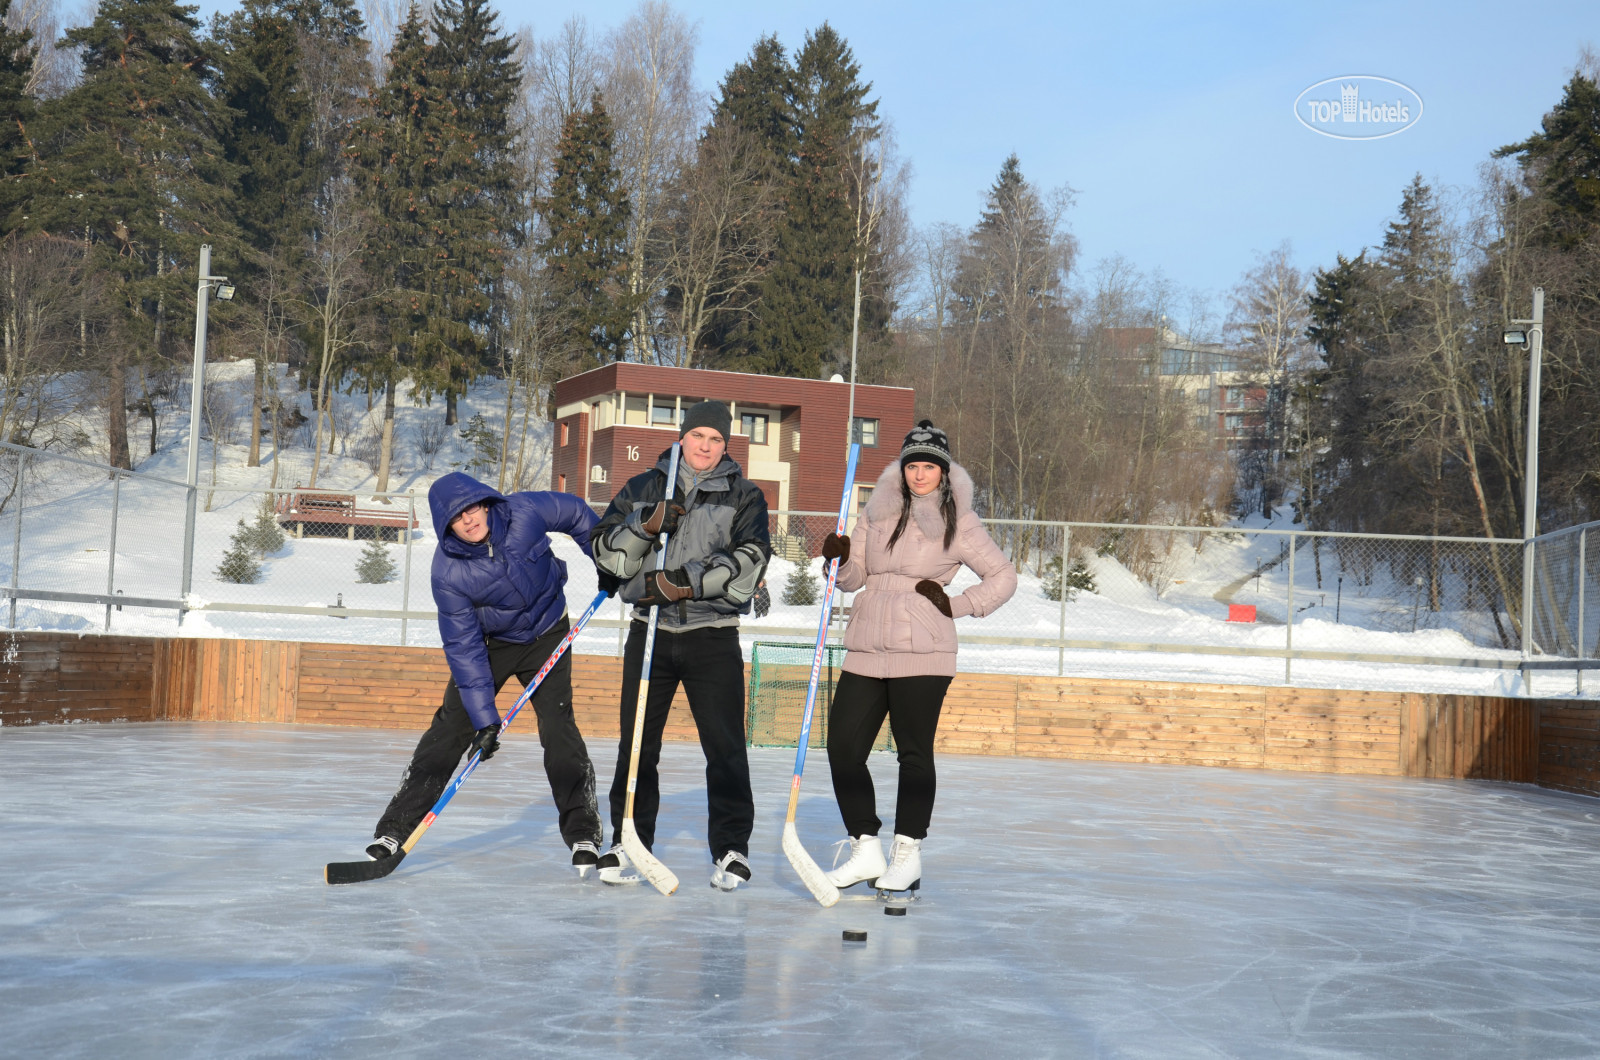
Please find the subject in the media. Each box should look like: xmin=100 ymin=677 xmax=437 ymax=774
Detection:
xmin=821 ymin=420 xmax=1017 ymax=896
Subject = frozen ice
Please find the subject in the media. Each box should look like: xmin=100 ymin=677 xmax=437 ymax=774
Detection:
xmin=4 ymin=722 xmax=1600 ymax=1058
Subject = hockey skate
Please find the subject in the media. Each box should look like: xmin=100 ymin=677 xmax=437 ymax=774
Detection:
xmin=597 ymin=844 xmax=642 ymax=886
xmin=570 ymin=840 xmax=600 ymax=879
xmin=710 ymin=851 xmax=752 ymax=891
xmin=365 ymin=835 xmax=400 ymax=861
xmin=875 ymin=835 xmax=922 ymax=909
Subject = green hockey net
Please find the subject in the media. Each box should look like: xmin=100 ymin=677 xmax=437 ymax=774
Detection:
xmin=746 ymin=641 xmax=894 ymax=752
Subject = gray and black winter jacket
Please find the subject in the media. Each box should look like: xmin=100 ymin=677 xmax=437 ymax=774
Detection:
xmin=593 ymin=449 xmax=770 ymax=631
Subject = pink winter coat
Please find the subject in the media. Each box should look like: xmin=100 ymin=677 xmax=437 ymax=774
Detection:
xmin=835 ymin=460 xmax=1018 ymax=678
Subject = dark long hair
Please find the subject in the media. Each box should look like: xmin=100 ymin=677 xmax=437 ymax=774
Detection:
xmin=887 ymin=464 xmax=958 ymax=551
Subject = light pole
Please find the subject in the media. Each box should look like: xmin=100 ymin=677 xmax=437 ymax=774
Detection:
xmin=178 ymin=244 xmax=233 ymax=623
xmin=1504 ymin=286 xmax=1544 ymax=667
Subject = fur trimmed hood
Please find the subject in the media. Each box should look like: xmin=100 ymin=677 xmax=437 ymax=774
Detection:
xmin=864 ymin=459 xmax=974 ymax=547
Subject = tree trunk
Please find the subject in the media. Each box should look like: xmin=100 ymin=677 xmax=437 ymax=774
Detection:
xmin=374 ymin=371 xmax=396 ymax=496
xmin=445 ymin=387 xmax=458 ymax=426
xmin=107 ymin=346 xmax=131 ymax=470
xmin=248 ymin=354 xmax=263 ymax=467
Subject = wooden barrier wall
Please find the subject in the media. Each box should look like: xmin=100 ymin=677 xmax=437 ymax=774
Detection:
xmin=0 ymin=633 xmax=1592 ymax=796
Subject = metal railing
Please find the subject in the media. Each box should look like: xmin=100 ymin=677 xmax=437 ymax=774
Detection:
xmin=2 ymin=441 xmax=1597 ymax=694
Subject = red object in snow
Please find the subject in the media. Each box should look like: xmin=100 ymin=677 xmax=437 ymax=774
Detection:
xmin=1227 ymin=604 xmax=1257 ymax=623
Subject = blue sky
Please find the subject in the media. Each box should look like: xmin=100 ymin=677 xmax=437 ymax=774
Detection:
xmin=188 ymin=0 xmax=1595 ymax=307
xmin=483 ymin=0 xmax=1593 ymax=306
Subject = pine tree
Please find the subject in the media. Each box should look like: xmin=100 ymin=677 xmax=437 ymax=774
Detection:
xmin=27 ymin=0 xmax=238 ymax=470
xmin=539 ymin=94 xmax=634 ymax=371
xmin=243 ymin=494 xmax=288 ymax=557
xmin=415 ymin=0 xmax=521 ymax=422
xmin=1042 ymin=555 xmax=1095 ymax=602
xmin=216 ymin=520 xmax=264 ymax=583
xmin=0 ymin=0 xmax=36 ymax=236
xmin=355 ymin=536 xmax=397 ymax=583
xmin=1495 ymin=73 xmax=1600 ymax=248
xmin=782 ymin=559 xmax=819 ymax=606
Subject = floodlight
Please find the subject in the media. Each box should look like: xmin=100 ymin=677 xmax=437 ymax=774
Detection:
xmin=1502 ymin=328 xmax=1527 ymax=346
xmin=216 ymin=284 xmax=236 ymax=301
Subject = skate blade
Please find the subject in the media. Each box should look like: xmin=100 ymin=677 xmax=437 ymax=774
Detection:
xmin=710 ymin=875 xmax=747 ymax=892
xmin=574 ymin=864 xmax=595 ymax=879
xmin=875 ymin=880 xmax=921 ymax=904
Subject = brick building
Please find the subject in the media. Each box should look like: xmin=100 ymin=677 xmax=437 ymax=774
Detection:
xmin=550 ymin=364 xmax=916 ymax=515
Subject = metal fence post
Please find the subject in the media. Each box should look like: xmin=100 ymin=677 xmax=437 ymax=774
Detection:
xmin=400 ymin=490 xmax=415 ymax=646
xmin=1285 ymin=531 xmax=1296 ymax=684
xmin=105 ymin=473 xmax=121 ymax=632
xmin=8 ymin=452 xmax=21 ymax=628
xmin=1058 ymin=524 xmax=1070 ymax=677
xmin=1579 ymin=527 xmax=1587 ymax=696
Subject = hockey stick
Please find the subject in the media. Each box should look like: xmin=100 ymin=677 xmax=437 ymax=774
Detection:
xmin=616 ymin=443 xmax=682 ymax=896
xmin=325 ymin=587 xmax=613 ymax=886
xmin=781 ymin=442 xmax=861 ymax=907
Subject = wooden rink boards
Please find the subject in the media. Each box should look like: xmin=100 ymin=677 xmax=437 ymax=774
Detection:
xmin=1 ymin=633 xmax=1592 ymax=796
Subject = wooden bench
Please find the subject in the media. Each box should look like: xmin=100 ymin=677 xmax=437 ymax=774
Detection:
xmin=275 ymin=491 xmax=420 ymax=542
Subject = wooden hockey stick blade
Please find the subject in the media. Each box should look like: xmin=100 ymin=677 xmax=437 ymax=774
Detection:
xmin=620 ymin=819 xmax=678 ymax=896
xmin=782 ymin=821 xmax=840 ymax=907
xmin=324 ymin=848 xmax=408 ymax=885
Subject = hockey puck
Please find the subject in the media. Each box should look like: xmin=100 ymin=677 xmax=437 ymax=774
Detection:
xmin=842 ymin=929 xmax=868 ymax=942
xmin=884 ymin=905 xmax=907 ymax=916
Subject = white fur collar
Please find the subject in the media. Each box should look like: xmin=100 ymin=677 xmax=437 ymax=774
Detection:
xmin=864 ymin=460 xmax=974 ymax=544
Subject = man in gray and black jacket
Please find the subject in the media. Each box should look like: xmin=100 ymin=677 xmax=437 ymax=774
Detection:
xmin=591 ymin=400 xmax=770 ymax=890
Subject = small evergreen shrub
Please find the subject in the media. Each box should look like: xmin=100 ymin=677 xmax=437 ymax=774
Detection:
xmin=1042 ymin=555 xmax=1096 ymax=602
xmin=782 ymin=560 xmax=819 ymax=607
xmin=216 ymin=520 xmax=263 ymax=584
xmin=355 ymin=536 xmax=398 ymax=584
xmin=243 ymin=494 xmax=286 ymax=557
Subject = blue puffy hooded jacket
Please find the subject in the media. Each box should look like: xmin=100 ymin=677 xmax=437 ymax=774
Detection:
xmin=429 ymin=472 xmax=599 ymax=729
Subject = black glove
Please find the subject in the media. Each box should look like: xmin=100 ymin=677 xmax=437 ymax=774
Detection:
xmin=640 ymin=500 xmax=686 ymax=537
xmin=468 ymin=724 xmax=501 ymax=763
xmin=914 ymin=578 xmax=953 ymax=618
xmin=638 ymin=567 xmax=694 ymax=607
xmin=821 ymin=533 xmax=850 ymax=565
xmin=753 ymin=581 xmax=771 ymax=618
xmin=597 ymin=569 xmax=621 ymax=595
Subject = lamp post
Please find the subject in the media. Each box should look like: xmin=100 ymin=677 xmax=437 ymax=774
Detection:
xmin=178 ymin=244 xmax=233 ymax=623
xmin=1504 ymin=286 xmax=1544 ymax=668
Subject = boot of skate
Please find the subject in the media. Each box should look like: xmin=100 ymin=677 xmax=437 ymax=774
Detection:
xmin=875 ymin=834 xmax=922 ymax=893
xmin=825 ymin=834 xmax=887 ymax=888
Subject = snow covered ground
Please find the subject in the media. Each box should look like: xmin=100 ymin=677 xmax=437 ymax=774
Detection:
xmin=3 ymin=360 xmax=1596 ymax=699
xmin=4 ymin=722 xmax=1600 ymax=1058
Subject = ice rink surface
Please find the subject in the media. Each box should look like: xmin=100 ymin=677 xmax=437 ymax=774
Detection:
xmin=4 ymin=723 xmax=1600 ymax=1059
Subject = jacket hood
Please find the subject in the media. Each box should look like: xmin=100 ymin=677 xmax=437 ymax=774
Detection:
xmin=864 ymin=459 xmax=974 ymax=524
xmin=429 ymin=472 xmax=506 ymax=546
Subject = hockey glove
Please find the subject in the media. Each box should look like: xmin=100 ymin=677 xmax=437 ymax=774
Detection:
xmin=821 ymin=532 xmax=850 ymax=565
xmin=597 ymin=568 xmax=622 ymax=595
xmin=639 ymin=568 xmax=695 ymax=608
xmin=753 ymin=582 xmax=771 ymax=618
xmin=468 ymin=724 xmax=501 ymax=763
xmin=640 ymin=500 xmax=686 ymax=537
xmin=914 ymin=579 xmax=953 ymax=618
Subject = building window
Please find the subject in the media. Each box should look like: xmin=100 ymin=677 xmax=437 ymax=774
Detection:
xmin=792 ymin=431 xmax=800 ymax=452
xmin=651 ymin=402 xmax=678 ymax=426
xmin=560 ymin=422 xmax=570 ymax=446
xmin=558 ymin=473 xmax=567 ymax=492
xmin=1224 ymin=413 xmax=1246 ymax=432
xmin=740 ymin=413 xmax=768 ymax=445
xmin=851 ymin=417 xmax=879 ymax=447
xmin=856 ymin=485 xmax=874 ymax=511
xmin=1195 ymin=389 xmax=1210 ymax=406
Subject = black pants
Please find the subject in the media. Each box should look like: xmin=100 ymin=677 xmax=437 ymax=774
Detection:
xmin=826 ymin=671 xmax=953 ymax=841
xmin=608 ymin=621 xmax=752 ymax=860
xmin=376 ymin=617 xmax=601 ymax=848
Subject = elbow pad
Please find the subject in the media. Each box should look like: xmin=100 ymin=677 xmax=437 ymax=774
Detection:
xmin=595 ymin=522 xmax=654 ymax=580
xmin=698 ymin=542 xmax=767 ymax=604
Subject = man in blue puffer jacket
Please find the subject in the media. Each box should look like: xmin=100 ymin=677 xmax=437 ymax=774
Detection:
xmin=363 ymin=471 xmax=606 ymax=876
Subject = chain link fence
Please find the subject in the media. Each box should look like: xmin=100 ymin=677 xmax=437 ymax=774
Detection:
xmin=4 ymin=441 xmax=1597 ymax=693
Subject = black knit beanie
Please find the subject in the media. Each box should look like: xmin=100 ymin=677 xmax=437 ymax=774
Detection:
xmin=679 ymin=400 xmax=731 ymax=442
xmin=900 ymin=419 xmax=950 ymax=473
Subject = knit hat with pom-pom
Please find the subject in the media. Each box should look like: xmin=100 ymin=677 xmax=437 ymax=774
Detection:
xmin=899 ymin=419 xmax=950 ymax=473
